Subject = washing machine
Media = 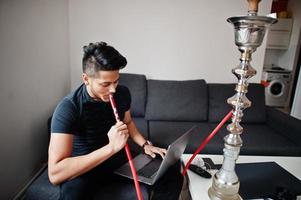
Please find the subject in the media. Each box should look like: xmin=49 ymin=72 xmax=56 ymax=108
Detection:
xmin=261 ymin=68 xmax=292 ymax=107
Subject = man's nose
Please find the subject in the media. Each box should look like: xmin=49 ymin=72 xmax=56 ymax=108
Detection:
xmin=109 ymin=84 xmax=116 ymax=93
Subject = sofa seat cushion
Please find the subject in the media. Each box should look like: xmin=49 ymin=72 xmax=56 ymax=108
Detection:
xmin=146 ymin=79 xmax=208 ymax=121
xmin=26 ymin=168 xmax=150 ymax=200
xmin=148 ymin=122 xmax=223 ymax=154
xmin=208 ymin=83 xmax=266 ymax=123
xmin=119 ymin=73 xmax=147 ymax=117
xmin=214 ymin=123 xmax=301 ymax=156
xmin=189 ymin=124 xmax=225 ymax=154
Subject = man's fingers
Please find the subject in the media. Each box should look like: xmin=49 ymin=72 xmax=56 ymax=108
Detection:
xmin=156 ymin=148 xmax=167 ymax=159
xmin=115 ymin=121 xmax=123 ymax=127
xmin=161 ymin=148 xmax=167 ymax=154
xmin=116 ymin=123 xmax=128 ymax=131
xmin=157 ymin=150 xmax=165 ymax=159
xmin=118 ymin=129 xmax=129 ymax=135
xmin=146 ymin=147 xmax=167 ymax=159
xmin=145 ymin=149 xmax=156 ymax=158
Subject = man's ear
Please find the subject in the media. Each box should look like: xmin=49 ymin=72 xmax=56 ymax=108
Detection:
xmin=82 ymin=73 xmax=90 ymax=85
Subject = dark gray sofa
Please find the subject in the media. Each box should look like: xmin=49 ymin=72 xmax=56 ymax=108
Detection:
xmin=25 ymin=73 xmax=301 ymax=200
xmin=120 ymin=73 xmax=301 ymax=157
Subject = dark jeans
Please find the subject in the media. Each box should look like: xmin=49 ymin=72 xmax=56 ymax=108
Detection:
xmin=59 ymin=159 xmax=183 ymax=200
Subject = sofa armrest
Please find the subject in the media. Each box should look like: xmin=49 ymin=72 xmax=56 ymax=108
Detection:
xmin=266 ymin=107 xmax=301 ymax=146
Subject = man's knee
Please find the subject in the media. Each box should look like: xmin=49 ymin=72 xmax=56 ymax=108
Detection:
xmin=59 ymin=175 xmax=92 ymax=200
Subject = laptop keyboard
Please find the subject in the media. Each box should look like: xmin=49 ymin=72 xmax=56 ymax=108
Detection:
xmin=137 ymin=157 xmax=162 ymax=178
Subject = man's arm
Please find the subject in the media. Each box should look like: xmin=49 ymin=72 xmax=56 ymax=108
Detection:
xmin=123 ymin=110 xmax=166 ymax=158
xmin=48 ymin=122 xmax=128 ymax=185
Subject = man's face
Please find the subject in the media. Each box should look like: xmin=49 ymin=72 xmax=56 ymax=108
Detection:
xmin=83 ymin=70 xmax=119 ymax=102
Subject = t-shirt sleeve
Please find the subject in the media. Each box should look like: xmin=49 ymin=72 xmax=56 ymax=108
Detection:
xmin=51 ymin=98 xmax=77 ymax=134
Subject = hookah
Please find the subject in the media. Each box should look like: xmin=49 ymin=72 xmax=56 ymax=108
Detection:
xmin=107 ymin=2 xmax=276 ymax=199
xmin=208 ymin=0 xmax=277 ymax=199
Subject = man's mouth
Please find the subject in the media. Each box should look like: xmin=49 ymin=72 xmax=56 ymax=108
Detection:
xmin=103 ymin=95 xmax=110 ymax=101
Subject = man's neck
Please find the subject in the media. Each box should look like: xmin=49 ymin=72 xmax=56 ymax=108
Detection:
xmin=85 ymin=85 xmax=103 ymax=102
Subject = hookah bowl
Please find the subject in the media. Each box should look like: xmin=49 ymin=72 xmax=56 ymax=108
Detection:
xmin=208 ymin=1 xmax=277 ymax=200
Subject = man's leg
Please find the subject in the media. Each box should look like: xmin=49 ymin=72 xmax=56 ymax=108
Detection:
xmin=93 ymin=174 xmax=150 ymax=200
xmin=59 ymin=172 xmax=94 ymax=200
xmin=150 ymin=161 xmax=184 ymax=200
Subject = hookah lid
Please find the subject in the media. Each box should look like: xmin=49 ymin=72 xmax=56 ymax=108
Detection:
xmin=227 ymin=15 xmax=277 ymax=27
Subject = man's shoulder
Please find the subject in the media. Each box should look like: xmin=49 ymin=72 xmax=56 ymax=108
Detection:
xmin=116 ymin=84 xmax=131 ymax=101
xmin=65 ymin=84 xmax=85 ymax=105
xmin=56 ymin=85 xmax=85 ymax=113
xmin=117 ymin=84 xmax=130 ymax=94
xmin=115 ymin=85 xmax=131 ymax=111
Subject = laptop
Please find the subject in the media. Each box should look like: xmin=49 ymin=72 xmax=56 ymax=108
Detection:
xmin=114 ymin=126 xmax=196 ymax=185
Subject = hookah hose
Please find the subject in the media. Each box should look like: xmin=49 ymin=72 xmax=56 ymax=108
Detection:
xmin=109 ymin=94 xmax=143 ymax=200
xmin=182 ymin=110 xmax=233 ymax=176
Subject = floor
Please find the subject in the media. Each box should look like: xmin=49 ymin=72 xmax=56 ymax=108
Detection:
xmin=276 ymin=107 xmax=291 ymax=114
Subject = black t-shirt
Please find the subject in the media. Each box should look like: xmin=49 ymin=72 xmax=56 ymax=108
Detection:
xmin=51 ymin=84 xmax=131 ymax=157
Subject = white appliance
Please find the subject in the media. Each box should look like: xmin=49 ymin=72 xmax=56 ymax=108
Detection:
xmin=262 ymin=67 xmax=292 ymax=107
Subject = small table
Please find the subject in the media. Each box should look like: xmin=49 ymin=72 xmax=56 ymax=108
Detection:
xmin=182 ymin=154 xmax=301 ymax=200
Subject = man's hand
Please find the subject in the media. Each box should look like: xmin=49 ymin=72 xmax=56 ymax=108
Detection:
xmin=107 ymin=121 xmax=129 ymax=153
xmin=144 ymin=144 xmax=167 ymax=159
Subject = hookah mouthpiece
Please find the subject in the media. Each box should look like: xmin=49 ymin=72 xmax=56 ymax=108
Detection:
xmin=109 ymin=94 xmax=120 ymax=122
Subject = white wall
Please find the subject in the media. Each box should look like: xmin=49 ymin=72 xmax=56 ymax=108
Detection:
xmin=69 ymin=0 xmax=272 ymax=90
xmin=289 ymin=0 xmax=301 ymax=119
xmin=0 ymin=0 xmax=70 ymax=199
xmin=278 ymin=0 xmax=301 ymax=71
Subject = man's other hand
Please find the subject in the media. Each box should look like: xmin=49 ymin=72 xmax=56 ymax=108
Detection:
xmin=144 ymin=145 xmax=167 ymax=159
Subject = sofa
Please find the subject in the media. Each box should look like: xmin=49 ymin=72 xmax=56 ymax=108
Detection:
xmin=119 ymin=73 xmax=301 ymax=156
xmin=25 ymin=73 xmax=301 ymax=200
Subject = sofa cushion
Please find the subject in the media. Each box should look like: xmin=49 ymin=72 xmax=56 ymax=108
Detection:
xmin=132 ymin=117 xmax=148 ymax=139
xmin=148 ymin=121 xmax=223 ymax=154
xmin=119 ymin=73 xmax=147 ymax=117
xmin=267 ymin=107 xmax=301 ymax=147
xmin=214 ymin=123 xmax=301 ymax=156
xmin=149 ymin=121 xmax=204 ymax=148
xmin=208 ymin=83 xmax=266 ymax=123
xmin=127 ymin=117 xmax=149 ymax=153
xmin=146 ymin=79 xmax=208 ymax=121
xmin=241 ymin=124 xmax=301 ymax=156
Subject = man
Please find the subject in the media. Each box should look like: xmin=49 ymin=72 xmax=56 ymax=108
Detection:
xmin=48 ymin=42 xmax=183 ymax=200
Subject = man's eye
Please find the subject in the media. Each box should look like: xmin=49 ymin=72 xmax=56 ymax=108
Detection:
xmin=101 ymin=83 xmax=110 ymax=87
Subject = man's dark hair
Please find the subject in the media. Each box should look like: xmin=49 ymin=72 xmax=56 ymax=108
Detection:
xmin=82 ymin=42 xmax=127 ymax=76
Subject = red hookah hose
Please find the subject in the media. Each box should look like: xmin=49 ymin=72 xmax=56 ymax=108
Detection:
xmin=109 ymin=94 xmax=143 ymax=200
xmin=182 ymin=110 xmax=233 ymax=176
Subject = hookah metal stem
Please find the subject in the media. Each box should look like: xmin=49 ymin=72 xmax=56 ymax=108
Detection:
xmin=109 ymin=94 xmax=143 ymax=200
xmin=182 ymin=110 xmax=233 ymax=176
